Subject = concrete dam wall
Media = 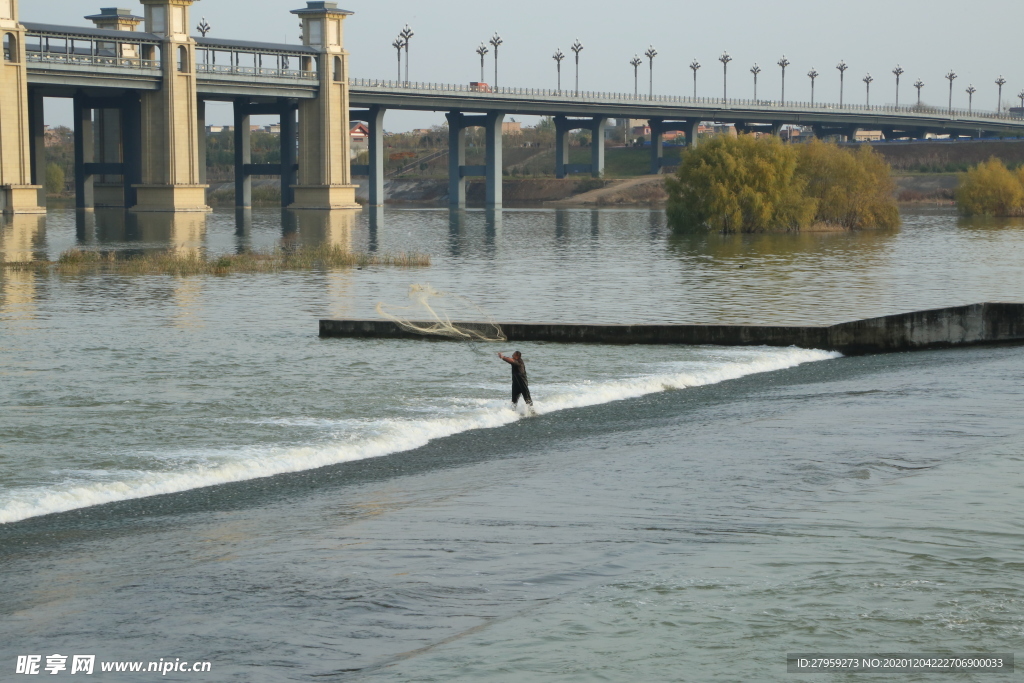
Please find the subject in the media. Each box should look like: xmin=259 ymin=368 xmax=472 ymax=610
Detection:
xmin=319 ymin=303 xmax=1024 ymax=355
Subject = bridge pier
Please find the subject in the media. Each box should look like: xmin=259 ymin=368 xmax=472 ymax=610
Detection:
xmin=73 ymin=95 xmax=95 ymax=210
xmin=650 ymin=119 xmax=698 ymax=174
xmin=289 ymin=1 xmax=359 ymax=210
xmin=554 ymin=115 xmax=607 ymax=178
xmin=131 ymin=0 xmax=208 ymax=212
xmin=0 ymin=0 xmax=43 ymax=213
xmin=446 ymin=110 xmax=504 ymax=208
xmin=233 ymin=99 xmax=252 ymax=208
xmin=350 ymin=105 xmax=386 ymax=205
xmin=28 ymin=89 xmax=45 ymax=208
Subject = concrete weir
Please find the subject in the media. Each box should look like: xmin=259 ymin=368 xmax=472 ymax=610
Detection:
xmin=319 ymin=303 xmax=1024 ymax=355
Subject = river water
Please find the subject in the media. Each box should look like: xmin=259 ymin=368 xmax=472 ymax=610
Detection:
xmin=1 ymin=206 xmax=1023 ymax=681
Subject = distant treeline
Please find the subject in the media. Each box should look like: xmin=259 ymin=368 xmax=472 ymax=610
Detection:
xmin=666 ymin=137 xmax=899 ymax=233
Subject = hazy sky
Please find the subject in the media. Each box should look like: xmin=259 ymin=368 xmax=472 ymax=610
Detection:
xmin=28 ymin=0 xmax=1021 ymax=131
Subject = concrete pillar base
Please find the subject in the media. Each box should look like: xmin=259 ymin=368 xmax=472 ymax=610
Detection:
xmin=288 ymin=185 xmax=360 ymax=210
xmin=94 ymin=183 xmax=126 ymax=208
xmin=130 ymin=185 xmax=211 ymax=212
xmin=1 ymin=185 xmax=46 ymax=214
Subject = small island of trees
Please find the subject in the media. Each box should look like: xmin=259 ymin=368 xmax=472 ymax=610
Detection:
xmin=956 ymin=158 xmax=1024 ymax=217
xmin=665 ymin=136 xmax=900 ymax=233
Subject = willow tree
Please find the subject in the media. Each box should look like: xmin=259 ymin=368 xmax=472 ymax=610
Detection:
xmin=798 ymin=140 xmax=899 ymax=229
xmin=956 ymin=158 xmax=1024 ymax=217
xmin=666 ymin=135 xmax=815 ymax=233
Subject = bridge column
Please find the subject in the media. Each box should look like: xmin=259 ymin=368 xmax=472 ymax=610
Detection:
xmin=28 ymin=89 xmax=45 ymax=208
xmin=94 ymin=108 xmax=123 ymax=206
xmin=0 ymin=0 xmax=44 ymax=213
xmin=590 ymin=116 xmax=606 ymax=178
xmin=771 ymin=122 xmax=784 ymax=137
xmin=682 ymin=119 xmax=700 ymax=148
xmin=554 ymin=115 xmax=570 ymax=178
xmin=484 ymin=111 xmax=504 ymax=208
xmin=197 ymin=99 xmax=206 ymax=186
xmin=350 ymin=105 xmax=386 ymax=205
xmin=73 ymin=95 xmax=95 ymax=210
xmin=122 ymin=93 xmax=142 ymax=209
xmin=133 ymin=0 xmax=208 ymax=211
xmin=445 ymin=111 xmax=466 ymax=207
xmin=281 ymin=102 xmax=298 ymax=207
xmin=649 ymin=118 xmax=663 ymax=174
xmin=846 ymin=127 xmax=860 ymax=142
xmin=233 ymin=99 xmax=251 ymax=208
xmin=290 ymin=1 xmax=359 ymax=209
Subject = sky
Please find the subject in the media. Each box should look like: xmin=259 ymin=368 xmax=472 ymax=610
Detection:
xmin=28 ymin=0 xmax=1023 ymax=131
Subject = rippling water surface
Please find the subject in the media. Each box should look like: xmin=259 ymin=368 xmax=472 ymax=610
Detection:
xmin=1 ymin=207 xmax=1023 ymax=681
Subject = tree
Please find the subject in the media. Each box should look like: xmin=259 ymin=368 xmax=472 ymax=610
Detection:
xmin=956 ymin=158 xmax=1024 ymax=216
xmin=665 ymin=135 xmax=815 ymax=233
xmin=798 ymin=140 xmax=899 ymax=229
xmin=45 ymin=163 xmax=65 ymax=195
xmin=666 ymin=136 xmax=900 ymax=232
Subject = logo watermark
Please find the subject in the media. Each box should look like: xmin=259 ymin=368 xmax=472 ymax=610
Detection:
xmin=15 ymin=655 xmax=211 ymax=675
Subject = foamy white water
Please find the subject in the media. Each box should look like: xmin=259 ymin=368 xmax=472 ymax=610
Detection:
xmin=0 ymin=346 xmax=838 ymax=525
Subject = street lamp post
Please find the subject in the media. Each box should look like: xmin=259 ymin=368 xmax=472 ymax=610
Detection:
xmin=945 ymin=71 xmax=957 ymax=114
xmin=836 ymin=60 xmax=848 ymax=107
xmin=391 ymin=37 xmax=404 ymax=81
xmin=571 ymin=39 xmax=584 ymax=95
xmin=689 ymin=59 xmax=701 ymax=99
xmin=719 ymin=51 xmax=732 ymax=104
xmin=645 ymin=45 xmax=657 ymax=100
xmin=966 ymin=84 xmax=976 ymax=115
xmin=893 ymin=65 xmax=904 ymax=108
xmin=778 ymin=56 xmax=790 ymax=103
xmin=399 ymin=24 xmax=413 ymax=84
xmin=630 ymin=55 xmax=642 ymax=97
xmin=489 ymin=33 xmax=502 ymax=88
xmin=914 ymin=79 xmax=924 ymax=106
xmin=476 ymin=43 xmax=488 ymax=83
xmin=996 ymin=76 xmax=1007 ymax=112
xmin=807 ymin=68 xmax=818 ymax=105
xmin=553 ymin=48 xmax=564 ymax=93
xmin=863 ymin=73 xmax=873 ymax=106
xmin=750 ymin=63 xmax=761 ymax=101
xmin=196 ymin=17 xmax=211 ymax=37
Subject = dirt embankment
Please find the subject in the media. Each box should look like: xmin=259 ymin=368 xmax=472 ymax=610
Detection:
xmin=869 ymin=139 xmax=1024 ymax=172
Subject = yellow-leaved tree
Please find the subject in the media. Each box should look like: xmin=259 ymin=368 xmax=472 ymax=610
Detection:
xmin=666 ymin=136 xmax=900 ymax=233
xmin=956 ymin=158 xmax=1024 ymax=217
xmin=798 ymin=140 xmax=899 ymax=230
xmin=666 ymin=135 xmax=816 ymax=233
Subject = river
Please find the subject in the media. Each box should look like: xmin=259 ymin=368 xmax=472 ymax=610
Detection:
xmin=1 ymin=206 xmax=1022 ymax=681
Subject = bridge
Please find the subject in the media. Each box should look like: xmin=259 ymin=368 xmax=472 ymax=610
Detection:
xmin=2 ymin=0 xmax=1022 ymax=214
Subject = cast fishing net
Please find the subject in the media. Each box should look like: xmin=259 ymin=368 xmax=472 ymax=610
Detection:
xmin=375 ymin=283 xmax=506 ymax=342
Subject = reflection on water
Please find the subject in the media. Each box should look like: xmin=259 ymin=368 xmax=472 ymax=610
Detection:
xmin=0 ymin=215 xmax=46 ymax=320
xmin=3 ymin=206 xmax=1024 ymax=326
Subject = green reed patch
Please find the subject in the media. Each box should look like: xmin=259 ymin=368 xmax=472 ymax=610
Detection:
xmin=4 ymin=245 xmax=430 ymax=275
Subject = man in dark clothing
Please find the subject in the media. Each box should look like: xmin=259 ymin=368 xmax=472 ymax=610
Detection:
xmin=498 ymin=351 xmax=533 ymax=408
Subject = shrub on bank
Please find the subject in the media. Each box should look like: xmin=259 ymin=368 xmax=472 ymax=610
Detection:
xmin=665 ymin=136 xmax=900 ymax=233
xmin=956 ymin=158 xmax=1024 ymax=217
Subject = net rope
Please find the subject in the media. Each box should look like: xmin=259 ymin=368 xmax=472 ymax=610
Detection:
xmin=375 ymin=283 xmax=506 ymax=342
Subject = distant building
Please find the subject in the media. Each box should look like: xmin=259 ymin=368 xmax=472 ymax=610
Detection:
xmin=206 ymin=125 xmax=232 ymax=133
xmin=501 ymin=121 xmax=522 ymax=135
xmin=853 ymin=130 xmax=883 ymax=142
xmin=350 ymin=122 xmax=369 ymax=157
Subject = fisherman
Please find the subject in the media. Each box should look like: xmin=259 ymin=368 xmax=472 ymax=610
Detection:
xmin=497 ymin=351 xmax=533 ymax=408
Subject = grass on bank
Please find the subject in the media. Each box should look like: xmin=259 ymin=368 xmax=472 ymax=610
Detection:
xmin=956 ymin=158 xmax=1024 ymax=217
xmin=2 ymin=245 xmax=430 ymax=275
xmin=666 ymin=136 xmax=900 ymax=233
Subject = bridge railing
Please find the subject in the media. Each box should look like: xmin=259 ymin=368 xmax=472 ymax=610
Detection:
xmin=25 ymin=30 xmax=161 ymax=72
xmin=349 ymin=77 xmax=1020 ymax=123
xmin=195 ymin=46 xmax=317 ymax=81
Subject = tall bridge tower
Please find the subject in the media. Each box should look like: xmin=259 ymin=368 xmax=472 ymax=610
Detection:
xmin=133 ymin=0 xmax=208 ymax=211
xmin=0 ymin=0 xmax=43 ymax=213
xmin=290 ymin=1 xmax=359 ymax=209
